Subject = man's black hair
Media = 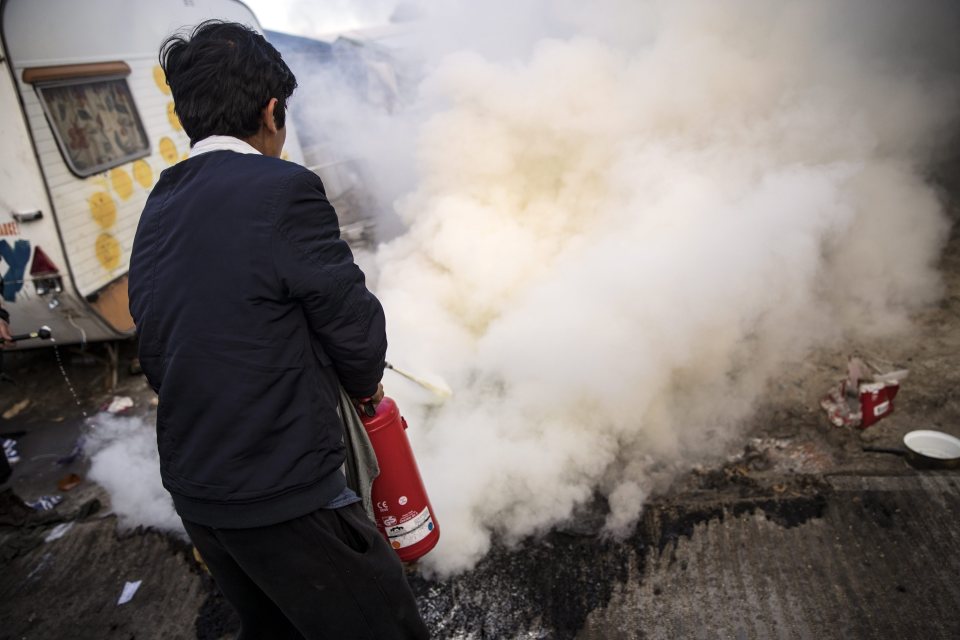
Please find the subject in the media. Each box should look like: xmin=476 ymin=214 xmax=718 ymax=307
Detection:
xmin=160 ymin=20 xmax=297 ymax=145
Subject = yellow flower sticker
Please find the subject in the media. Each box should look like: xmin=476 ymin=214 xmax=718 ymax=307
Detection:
xmin=167 ymin=101 xmax=182 ymax=132
xmin=159 ymin=137 xmax=179 ymax=165
xmin=96 ymin=233 xmax=122 ymax=270
xmin=110 ymin=167 xmax=134 ymax=201
xmin=88 ymin=192 xmax=117 ymax=229
xmin=153 ymin=65 xmax=171 ymax=95
xmin=133 ymin=160 xmax=153 ymax=189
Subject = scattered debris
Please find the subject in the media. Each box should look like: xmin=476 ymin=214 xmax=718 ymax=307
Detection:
xmin=0 ymin=489 xmax=99 ymax=529
xmin=104 ymin=396 xmax=134 ymax=414
xmin=3 ymin=438 xmax=20 ymax=464
xmin=820 ymin=356 xmax=906 ymax=429
xmin=117 ymin=580 xmax=142 ymax=605
xmin=25 ymin=552 xmax=54 ymax=582
xmin=3 ymin=398 xmax=30 ymax=419
xmin=44 ymin=522 xmax=75 ymax=543
xmin=725 ymin=464 xmax=750 ymax=479
xmin=57 ymin=473 xmax=83 ymax=492
xmin=25 ymin=495 xmax=63 ymax=512
xmin=56 ymin=437 xmax=85 ymax=466
xmin=738 ymin=437 xmax=835 ymax=474
xmin=193 ymin=546 xmax=210 ymax=574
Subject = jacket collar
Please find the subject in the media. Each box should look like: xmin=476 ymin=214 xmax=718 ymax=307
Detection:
xmin=190 ymin=135 xmax=262 ymax=157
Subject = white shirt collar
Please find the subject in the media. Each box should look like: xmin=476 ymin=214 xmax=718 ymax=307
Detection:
xmin=190 ymin=135 xmax=262 ymax=157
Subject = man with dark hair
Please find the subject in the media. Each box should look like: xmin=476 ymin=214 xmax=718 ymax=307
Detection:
xmin=129 ymin=21 xmax=428 ymax=639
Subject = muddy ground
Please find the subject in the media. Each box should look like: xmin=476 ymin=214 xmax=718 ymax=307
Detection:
xmin=0 ymin=202 xmax=958 ymax=638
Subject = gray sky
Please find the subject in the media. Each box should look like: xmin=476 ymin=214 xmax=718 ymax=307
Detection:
xmin=243 ymin=0 xmax=398 ymax=37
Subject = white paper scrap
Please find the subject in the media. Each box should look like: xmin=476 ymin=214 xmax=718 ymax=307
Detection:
xmin=106 ymin=396 xmax=134 ymax=414
xmin=117 ymin=580 xmax=142 ymax=605
xmin=44 ymin=522 xmax=74 ymax=543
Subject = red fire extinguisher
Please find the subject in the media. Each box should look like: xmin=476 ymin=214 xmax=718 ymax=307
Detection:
xmin=358 ymin=397 xmax=440 ymax=563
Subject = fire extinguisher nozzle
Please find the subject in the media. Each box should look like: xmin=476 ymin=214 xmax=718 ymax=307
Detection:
xmin=385 ymin=362 xmax=453 ymax=398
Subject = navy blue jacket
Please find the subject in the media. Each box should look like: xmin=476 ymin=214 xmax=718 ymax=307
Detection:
xmin=129 ymin=151 xmax=387 ymax=528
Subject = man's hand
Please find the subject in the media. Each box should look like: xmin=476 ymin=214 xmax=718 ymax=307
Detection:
xmin=0 ymin=318 xmax=13 ymax=348
xmin=353 ymin=383 xmax=385 ymax=418
xmin=370 ymin=382 xmax=384 ymax=407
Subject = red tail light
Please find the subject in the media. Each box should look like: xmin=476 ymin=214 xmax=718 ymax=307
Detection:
xmin=30 ymin=246 xmax=59 ymax=277
xmin=31 ymin=246 xmax=63 ymax=297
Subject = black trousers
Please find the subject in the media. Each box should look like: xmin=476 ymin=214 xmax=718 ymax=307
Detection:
xmin=182 ymin=502 xmax=430 ymax=640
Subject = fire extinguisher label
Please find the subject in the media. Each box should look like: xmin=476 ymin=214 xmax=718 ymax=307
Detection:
xmin=385 ymin=507 xmax=435 ymax=550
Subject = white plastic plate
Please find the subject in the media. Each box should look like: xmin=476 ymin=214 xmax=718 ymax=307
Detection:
xmin=904 ymin=430 xmax=960 ymax=460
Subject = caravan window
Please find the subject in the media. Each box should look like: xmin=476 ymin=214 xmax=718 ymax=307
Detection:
xmin=36 ymin=77 xmax=149 ymax=177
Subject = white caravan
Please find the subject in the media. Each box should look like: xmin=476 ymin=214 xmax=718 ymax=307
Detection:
xmin=0 ymin=0 xmax=304 ymax=347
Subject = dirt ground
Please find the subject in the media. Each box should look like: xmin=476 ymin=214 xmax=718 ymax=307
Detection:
xmin=0 ymin=189 xmax=957 ymax=638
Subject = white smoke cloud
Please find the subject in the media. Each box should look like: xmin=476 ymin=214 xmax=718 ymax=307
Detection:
xmin=85 ymin=413 xmax=184 ymax=535
xmin=360 ymin=0 xmax=956 ymax=573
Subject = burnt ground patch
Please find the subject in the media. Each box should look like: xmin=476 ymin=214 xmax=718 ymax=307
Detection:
xmin=407 ymin=482 xmax=834 ymax=640
xmin=645 ymin=492 xmax=829 ymax=575
xmin=409 ymin=523 xmax=636 ymax=640
xmin=579 ymin=474 xmax=960 ymax=640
